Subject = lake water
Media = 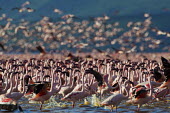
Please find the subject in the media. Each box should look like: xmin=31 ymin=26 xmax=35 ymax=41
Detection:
xmin=2 ymin=95 xmax=169 ymax=113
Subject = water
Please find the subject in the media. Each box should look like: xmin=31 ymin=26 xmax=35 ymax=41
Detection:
xmin=2 ymin=95 xmax=169 ymax=113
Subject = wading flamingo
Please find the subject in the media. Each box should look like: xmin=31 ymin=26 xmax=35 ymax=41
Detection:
xmin=29 ymin=69 xmax=56 ymax=110
xmin=127 ymin=75 xmax=153 ymax=111
xmin=61 ymin=71 xmax=89 ymax=108
xmin=101 ymin=80 xmax=130 ymax=112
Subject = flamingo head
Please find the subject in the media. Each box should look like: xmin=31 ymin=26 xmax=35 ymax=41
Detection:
xmin=61 ymin=96 xmax=72 ymax=101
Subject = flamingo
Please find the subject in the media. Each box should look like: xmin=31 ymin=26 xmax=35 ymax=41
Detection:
xmin=153 ymin=57 xmax=170 ymax=98
xmin=29 ymin=69 xmax=56 ymax=110
xmin=153 ymin=70 xmax=170 ymax=100
xmin=101 ymin=80 xmax=130 ymax=112
xmin=0 ymin=72 xmax=10 ymax=94
xmin=52 ymin=70 xmax=62 ymax=94
xmin=6 ymin=74 xmax=28 ymax=101
xmin=0 ymin=72 xmax=19 ymax=111
xmin=85 ymin=68 xmax=103 ymax=99
xmin=24 ymin=75 xmax=36 ymax=98
xmin=58 ymin=69 xmax=77 ymax=96
xmin=61 ymin=72 xmax=89 ymax=108
xmin=99 ymin=74 xmax=117 ymax=95
xmin=127 ymin=75 xmax=153 ymax=111
xmin=153 ymin=87 xmax=169 ymax=100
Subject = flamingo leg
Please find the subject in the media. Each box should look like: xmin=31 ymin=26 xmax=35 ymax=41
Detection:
xmin=110 ymin=105 xmax=113 ymax=112
xmin=99 ymin=89 xmax=102 ymax=101
xmin=115 ymin=105 xmax=117 ymax=112
xmin=18 ymin=105 xmax=23 ymax=112
xmin=40 ymin=102 xmax=43 ymax=110
xmin=137 ymin=104 xmax=140 ymax=111
xmin=72 ymin=102 xmax=75 ymax=108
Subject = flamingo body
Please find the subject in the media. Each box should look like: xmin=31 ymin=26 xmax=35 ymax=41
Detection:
xmin=101 ymin=93 xmax=127 ymax=106
xmin=61 ymin=91 xmax=88 ymax=102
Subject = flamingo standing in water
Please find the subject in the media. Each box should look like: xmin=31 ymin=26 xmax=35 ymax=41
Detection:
xmin=29 ymin=69 xmax=57 ymax=110
xmin=99 ymin=74 xmax=118 ymax=96
xmin=127 ymin=75 xmax=153 ymax=111
xmin=0 ymin=72 xmax=18 ymax=110
xmin=101 ymin=80 xmax=130 ymax=112
xmin=0 ymin=72 xmax=10 ymax=95
xmin=0 ymin=73 xmax=27 ymax=111
xmin=61 ymin=72 xmax=89 ymax=108
xmin=153 ymin=56 xmax=170 ymax=99
xmin=58 ymin=69 xmax=77 ymax=97
xmin=6 ymin=74 xmax=28 ymax=101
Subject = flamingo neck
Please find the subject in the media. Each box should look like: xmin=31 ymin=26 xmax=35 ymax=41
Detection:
xmin=49 ymin=70 xmax=55 ymax=93
xmin=57 ymin=73 xmax=62 ymax=91
xmin=21 ymin=75 xmax=26 ymax=95
xmin=13 ymin=74 xmax=19 ymax=91
xmin=104 ymin=78 xmax=112 ymax=89
xmin=2 ymin=75 xmax=8 ymax=93
xmin=149 ymin=76 xmax=153 ymax=97
xmin=70 ymin=70 xmax=76 ymax=88
xmin=124 ymin=81 xmax=130 ymax=98
xmin=89 ymin=76 xmax=94 ymax=86
xmin=81 ymin=73 xmax=85 ymax=92
xmin=6 ymin=74 xmax=13 ymax=95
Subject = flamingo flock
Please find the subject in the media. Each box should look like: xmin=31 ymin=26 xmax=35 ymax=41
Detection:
xmin=0 ymin=54 xmax=170 ymax=112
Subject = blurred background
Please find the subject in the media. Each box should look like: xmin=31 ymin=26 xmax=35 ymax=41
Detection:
xmin=0 ymin=0 xmax=170 ymax=54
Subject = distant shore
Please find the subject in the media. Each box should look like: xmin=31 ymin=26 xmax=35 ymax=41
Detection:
xmin=0 ymin=52 xmax=170 ymax=62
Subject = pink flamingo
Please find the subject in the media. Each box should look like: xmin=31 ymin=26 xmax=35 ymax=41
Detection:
xmin=0 ymin=72 xmax=10 ymax=94
xmin=29 ymin=69 xmax=56 ymax=110
xmin=101 ymin=80 xmax=130 ymax=112
xmin=127 ymin=76 xmax=153 ymax=111
xmin=153 ymin=87 xmax=169 ymax=100
xmin=100 ymin=74 xmax=118 ymax=95
xmin=0 ymin=72 xmax=17 ymax=105
xmin=53 ymin=70 xmax=62 ymax=93
xmin=58 ymin=69 xmax=77 ymax=96
xmin=61 ymin=72 xmax=89 ymax=108
xmin=6 ymin=74 xmax=27 ymax=101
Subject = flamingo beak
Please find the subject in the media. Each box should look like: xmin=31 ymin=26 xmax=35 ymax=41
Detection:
xmin=61 ymin=98 xmax=65 ymax=101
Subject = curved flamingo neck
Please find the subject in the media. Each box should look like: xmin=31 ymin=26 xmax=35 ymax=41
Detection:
xmin=49 ymin=70 xmax=55 ymax=93
xmin=56 ymin=72 xmax=62 ymax=91
xmin=148 ymin=76 xmax=153 ymax=97
xmin=21 ymin=75 xmax=27 ymax=94
xmin=81 ymin=72 xmax=85 ymax=92
xmin=6 ymin=73 xmax=14 ymax=95
xmin=70 ymin=69 xmax=76 ymax=88
xmin=123 ymin=80 xmax=130 ymax=98
xmin=13 ymin=73 xmax=19 ymax=91
xmin=1 ymin=74 xmax=8 ymax=93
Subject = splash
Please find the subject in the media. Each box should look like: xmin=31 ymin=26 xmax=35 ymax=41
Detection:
xmin=45 ymin=95 xmax=70 ymax=109
xmin=91 ymin=94 xmax=101 ymax=107
xmin=79 ymin=98 xmax=91 ymax=107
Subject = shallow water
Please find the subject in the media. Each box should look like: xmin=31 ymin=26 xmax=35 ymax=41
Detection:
xmin=2 ymin=95 xmax=169 ymax=113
